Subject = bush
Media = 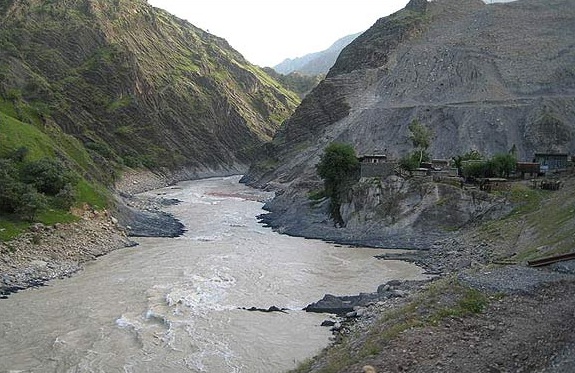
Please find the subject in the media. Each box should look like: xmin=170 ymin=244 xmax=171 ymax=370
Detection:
xmin=399 ymin=150 xmax=430 ymax=172
xmin=20 ymin=158 xmax=75 ymax=195
xmin=317 ymin=142 xmax=359 ymax=196
xmin=15 ymin=186 xmax=47 ymax=222
xmin=0 ymin=159 xmax=25 ymax=212
xmin=54 ymin=183 xmax=77 ymax=210
xmin=461 ymin=153 xmax=516 ymax=180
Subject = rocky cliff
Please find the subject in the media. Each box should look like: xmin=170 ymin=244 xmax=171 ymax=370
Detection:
xmin=245 ymin=0 xmax=575 ymax=248
xmin=0 ymin=0 xmax=299 ymax=182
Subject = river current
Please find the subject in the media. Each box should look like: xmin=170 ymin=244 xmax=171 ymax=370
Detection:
xmin=0 ymin=176 xmax=427 ymax=373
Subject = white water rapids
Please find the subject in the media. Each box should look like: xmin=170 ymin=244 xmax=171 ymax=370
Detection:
xmin=0 ymin=176 xmax=427 ymax=372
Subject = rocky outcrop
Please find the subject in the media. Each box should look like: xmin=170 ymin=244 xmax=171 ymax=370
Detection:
xmin=0 ymin=209 xmax=134 ymax=298
xmin=258 ymin=175 xmax=511 ymax=249
xmin=304 ymin=280 xmax=411 ymax=315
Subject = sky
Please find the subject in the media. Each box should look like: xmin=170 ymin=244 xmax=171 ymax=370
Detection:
xmin=147 ymin=0 xmax=411 ymax=67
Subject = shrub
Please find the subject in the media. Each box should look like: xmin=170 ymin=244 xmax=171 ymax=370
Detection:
xmin=399 ymin=150 xmax=430 ymax=172
xmin=20 ymin=158 xmax=75 ymax=195
xmin=15 ymin=186 xmax=47 ymax=222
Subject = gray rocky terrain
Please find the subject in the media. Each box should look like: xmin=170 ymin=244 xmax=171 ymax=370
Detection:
xmin=244 ymin=0 xmax=575 ymax=251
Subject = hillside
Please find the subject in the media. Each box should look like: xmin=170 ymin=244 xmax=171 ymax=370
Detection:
xmin=273 ymin=33 xmax=360 ymax=76
xmin=0 ymin=0 xmax=299 ymax=182
xmin=246 ymin=0 xmax=575 ymax=188
xmin=262 ymin=68 xmax=324 ymax=99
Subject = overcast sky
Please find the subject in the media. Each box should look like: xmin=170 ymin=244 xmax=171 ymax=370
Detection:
xmin=147 ymin=1 xmax=410 ymax=67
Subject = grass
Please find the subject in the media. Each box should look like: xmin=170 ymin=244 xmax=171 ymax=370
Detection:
xmin=0 ymin=216 xmax=31 ymax=241
xmin=75 ymin=179 xmax=109 ymax=210
xmin=0 ymin=108 xmax=112 ymax=241
xmin=480 ymin=179 xmax=575 ymax=262
xmin=0 ymin=110 xmax=56 ymax=160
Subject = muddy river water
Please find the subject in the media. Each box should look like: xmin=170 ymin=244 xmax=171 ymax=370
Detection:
xmin=0 ymin=176 xmax=427 ymax=372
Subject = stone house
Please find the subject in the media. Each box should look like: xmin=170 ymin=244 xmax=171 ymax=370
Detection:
xmin=534 ymin=153 xmax=569 ymax=173
xmin=358 ymin=154 xmax=395 ymax=178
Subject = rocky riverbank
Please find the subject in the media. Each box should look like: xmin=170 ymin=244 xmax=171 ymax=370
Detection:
xmin=0 ymin=170 xmax=189 ymax=298
xmin=290 ymin=175 xmax=575 ymax=372
xmin=0 ymin=208 xmax=134 ymax=298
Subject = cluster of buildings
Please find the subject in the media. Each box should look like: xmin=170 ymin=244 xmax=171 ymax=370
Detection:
xmin=358 ymin=152 xmax=574 ymax=184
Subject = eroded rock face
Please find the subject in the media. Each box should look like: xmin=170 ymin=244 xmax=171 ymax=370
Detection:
xmin=340 ymin=176 xmax=510 ymax=233
xmin=245 ymin=0 xmax=575 ymax=188
xmin=258 ymin=176 xmax=511 ymax=249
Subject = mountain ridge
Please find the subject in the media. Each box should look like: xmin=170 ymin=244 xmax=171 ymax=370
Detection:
xmin=0 ymin=0 xmax=299 ymax=181
xmin=245 ymin=0 xmax=575 ymax=189
xmin=273 ymin=33 xmax=361 ymax=76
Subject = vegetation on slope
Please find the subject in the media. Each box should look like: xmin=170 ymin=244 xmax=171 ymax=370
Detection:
xmin=262 ymin=68 xmax=324 ymax=99
xmin=0 ymin=0 xmax=302 ymax=237
xmin=0 ymin=106 xmax=109 ymax=240
xmin=0 ymin=0 xmax=299 ymax=175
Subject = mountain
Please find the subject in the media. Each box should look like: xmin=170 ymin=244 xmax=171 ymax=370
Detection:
xmin=0 ymin=0 xmax=300 ymax=183
xmin=243 ymin=0 xmax=575 ymax=247
xmin=273 ymin=33 xmax=361 ymax=76
xmin=261 ymin=68 xmax=324 ymax=99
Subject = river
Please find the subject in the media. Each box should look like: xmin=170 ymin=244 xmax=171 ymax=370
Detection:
xmin=0 ymin=176 xmax=427 ymax=373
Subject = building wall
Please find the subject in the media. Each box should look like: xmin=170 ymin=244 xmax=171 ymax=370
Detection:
xmin=360 ymin=162 xmax=395 ymax=178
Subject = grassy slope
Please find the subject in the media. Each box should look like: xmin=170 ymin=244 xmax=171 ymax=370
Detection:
xmin=0 ymin=104 xmax=109 ymax=240
xmin=480 ymin=177 xmax=575 ymax=261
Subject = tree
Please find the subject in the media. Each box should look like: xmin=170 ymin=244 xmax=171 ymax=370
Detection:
xmin=20 ymin=158 xmax=75 ymax=195
xmin=316 ymin=143 xmax=359 ymax=226
xmin=453 ymin=150 xmax=483 ymax=177
xmin=408 ymin=119 xmax=432 ymax=164
xmin=399 ymin=150 xmax=430 ymax=173
xmin=15 ymin=186 xmax=47 ymax=222
xmin=489 ymin=153 xmax=516 ymax=178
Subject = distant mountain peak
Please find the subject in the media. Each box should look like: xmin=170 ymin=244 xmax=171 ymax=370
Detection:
xmin=273 ymin=33 xmax=361 ymax=76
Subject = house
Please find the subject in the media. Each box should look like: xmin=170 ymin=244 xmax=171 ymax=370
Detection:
xmin=358 ymin=154 xmax=388 ymax=164
xmin=358 ymin=154 xmax=394 ymax=178
xmin=534 ymin=153 xmax=569 ymax=173
xmin=516 ymin=162 xmax=540 ymax=178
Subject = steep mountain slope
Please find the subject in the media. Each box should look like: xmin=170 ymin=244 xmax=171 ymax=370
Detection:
xmin=246 ymin=0 xmax=575 ymax=187
xmin=262 ymin=68 xmax=324 ymax=99
xmin=0 ymin=0 xmax=299 ymax=181
xmin=273 ymin=33 xmax=360 ymax=76
xmin=243 ymin=0 xmax=575 ymax=248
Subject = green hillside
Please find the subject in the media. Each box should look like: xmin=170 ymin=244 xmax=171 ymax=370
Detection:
xmin=0 ymin=0 xmax=300 ymax=238
xmin=0 ymin=103 xmax=109 ymax=240
xmin=0 ymin=0 xmax=299 ymax=174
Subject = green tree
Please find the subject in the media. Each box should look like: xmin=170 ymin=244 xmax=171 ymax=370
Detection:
xmin=0 ymin=159 xmax=26 ymax=213
xmin=408 ymin=119 xmax=432 ymax=164
xmin=399 ymin=150 xmax=430 ymax=173
xmin=489 ymin=153 xmax=516 ymax=178
xmin=316 ymin=143 xmax=359 ymax=226
xmin=453 ymin=150 xmax=483 ymax=176
xmin=461 ymin=153 xmax=516 ymax=180
xmin=15 ymin=186 xmax=47 ymax=222
xmin=20 ymin=158 xmax=75 ymax=195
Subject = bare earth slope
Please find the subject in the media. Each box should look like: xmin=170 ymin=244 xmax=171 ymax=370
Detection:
xmin=246 ymin=0 xmax=575 ymax=187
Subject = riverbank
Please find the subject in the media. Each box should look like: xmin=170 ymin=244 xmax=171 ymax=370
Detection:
xmin=287 ymin=175 xmax=575 ymax=372
xmin=0 ymin=169 xmax=189 ymax=298
xmin=0 ymin=208 xmax=134 ymax=298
